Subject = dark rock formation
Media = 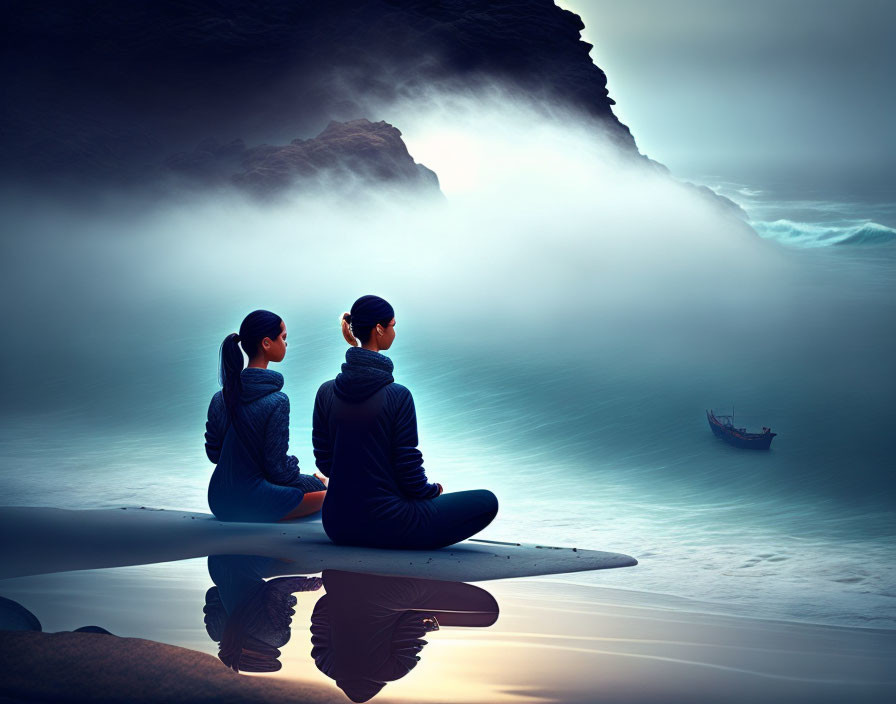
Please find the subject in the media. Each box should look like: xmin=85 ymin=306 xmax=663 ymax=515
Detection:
xmin=682 ymin=182 xmax=749 ymax=221
xmin=1 ymin=0 xmax=635 ymax=189
xmin=642 ymin=158 xmax=749 ymax=221
xmin=235 ymin=119 xmax=439 ymax=195
xmin=166 ymin=119 xmax=439 ymax=196
xmin=0 ymin=0 xmax=741 ymax=217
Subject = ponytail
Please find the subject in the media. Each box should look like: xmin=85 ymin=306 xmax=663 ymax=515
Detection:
xmin=341 ymin=312 xmax=359 ymax=347
xmin=218 ymin=310 xmax=283 ymax=418
xmin=219 ymin=333 xmax=244 ymax=419
xmin=343 ymin=295 xmax=394 ymax=345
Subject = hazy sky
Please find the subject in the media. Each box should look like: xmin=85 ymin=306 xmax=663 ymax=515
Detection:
xmin=560 ymin=0 xmax=895 ymax=185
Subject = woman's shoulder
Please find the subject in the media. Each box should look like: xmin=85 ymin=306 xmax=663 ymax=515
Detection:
xmin=208 ymin=389 xmax=224 ymax=409
xmin=257 ymin=391 xmax=290 ymax=429
xmin=316 ymin=379 xmax=336 ymax=396
xmin=385 ymin=382 xmax=413 ymax=404
xmin=207 ymin=390 xmax=225 ymax=423
xmin=268 ymin=390 xmax=290 ymax=409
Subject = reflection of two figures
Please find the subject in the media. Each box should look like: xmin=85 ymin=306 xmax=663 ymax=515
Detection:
xmin=204 ymin=555 xmax=500 ymax=701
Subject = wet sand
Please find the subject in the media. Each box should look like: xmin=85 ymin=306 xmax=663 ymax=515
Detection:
xmin=1 ymin=507 xmax=894 ymax=703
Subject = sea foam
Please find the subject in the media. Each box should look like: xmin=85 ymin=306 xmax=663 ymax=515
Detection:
xmin=752 ymin=218 xmax=896 ymax=247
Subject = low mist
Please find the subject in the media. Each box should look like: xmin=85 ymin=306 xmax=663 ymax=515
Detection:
xmin=0 ymin=94 xmax=893 ymax=517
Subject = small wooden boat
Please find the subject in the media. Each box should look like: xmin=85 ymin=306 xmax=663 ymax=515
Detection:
xmin=706 ymin=409 xmax=776 ymax=450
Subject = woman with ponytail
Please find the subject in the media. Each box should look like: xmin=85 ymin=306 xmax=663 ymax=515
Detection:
xmin=312 ymin=295 xmax=498 ymax=549
xmin=205 ymin=310 xmax=327 ymax=522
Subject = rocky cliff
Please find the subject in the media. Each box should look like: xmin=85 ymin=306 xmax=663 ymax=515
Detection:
xmin=1 ymin=0 xmax=634 ymax=191
xmin=1 ymin=0 xmax=737 ymax=215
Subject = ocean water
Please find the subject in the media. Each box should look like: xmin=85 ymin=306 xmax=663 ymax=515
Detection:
xmin=684 ymin=168 xmax=896 ymax=249
xmin=1 ymin=109 xmax=894 ymax=631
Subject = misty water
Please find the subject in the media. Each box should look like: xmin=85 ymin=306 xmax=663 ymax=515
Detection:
xmin=1 ymin=100 xmax=894 ymax=629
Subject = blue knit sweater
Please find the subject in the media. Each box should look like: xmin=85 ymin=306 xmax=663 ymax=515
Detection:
xmin=205 ymin=367 xmax=308 ymax=522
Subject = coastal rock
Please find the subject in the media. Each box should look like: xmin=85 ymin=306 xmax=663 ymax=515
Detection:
xmin=642 ymin=159 xmax=748 ymax=219
xmin=164 ymin=121 xmax=439 ymax=197
xmin=1 ymin=0 xmax=635 ymax=188
xmin=232 ymin=120 xmax=440 ymax=196
xmin=682 ymin=182 xmax=750 ymax=220
xmin=1 ymin=0 xmax=744 ymax=219
xmin=0 ymin=631 xmax=340 ymax=704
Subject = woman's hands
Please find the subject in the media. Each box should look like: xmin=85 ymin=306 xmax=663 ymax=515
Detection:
xmin=436 ymin=483 xmax=443 ymax=496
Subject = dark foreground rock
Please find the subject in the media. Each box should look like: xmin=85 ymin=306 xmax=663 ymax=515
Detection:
xmin=0 ymin=631 xmax=343 ymax=704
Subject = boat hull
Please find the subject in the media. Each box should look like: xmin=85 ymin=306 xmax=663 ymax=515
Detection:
xmin=706 ymin=411 xmax=776 ymax=450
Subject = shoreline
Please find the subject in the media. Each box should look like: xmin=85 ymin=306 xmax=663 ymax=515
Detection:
xmin=1 ymin=507 xmax=894 ymax=702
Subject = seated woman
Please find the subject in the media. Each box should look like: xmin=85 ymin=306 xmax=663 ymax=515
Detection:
xmin=205 ymin=310 xmax=327 ymax=522
xmin=312 ymin=295 xmax=498 ymax=549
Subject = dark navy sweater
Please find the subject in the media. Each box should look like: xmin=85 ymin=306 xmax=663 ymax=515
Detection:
xmin=205 ymin=367 xmax=307 ymax=522
xmin=313 ymin=347 xmax=441 ymax=544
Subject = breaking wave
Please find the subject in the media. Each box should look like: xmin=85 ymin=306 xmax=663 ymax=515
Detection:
xmin=752 ymin=218 xmax=896 ymax=247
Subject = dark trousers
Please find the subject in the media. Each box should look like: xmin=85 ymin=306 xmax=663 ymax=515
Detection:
xmin=325 ymin=489 xmax=499 ymax=550
xmin=410 ymin=488 xmax=499 ymax=549
xmin=385 ymin=489 xmax=500 ymax=550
